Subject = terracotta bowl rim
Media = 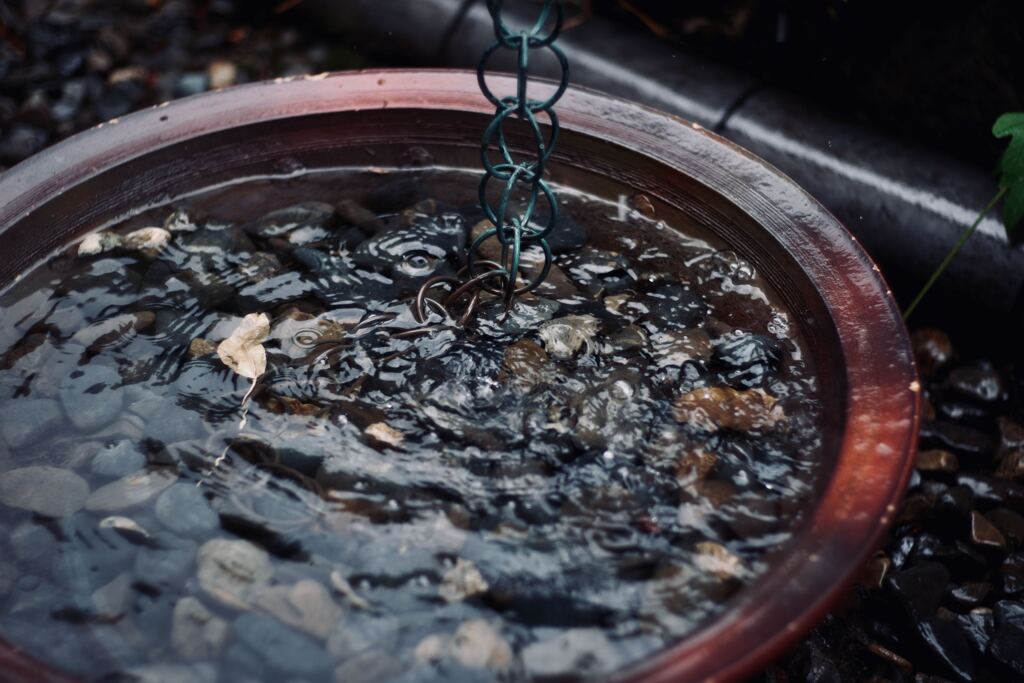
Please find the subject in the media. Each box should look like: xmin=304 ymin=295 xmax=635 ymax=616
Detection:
xmin=0 ymin=68 xmax=919 ymax=683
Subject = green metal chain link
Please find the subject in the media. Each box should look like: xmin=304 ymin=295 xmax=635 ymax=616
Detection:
xmin=468 ymin=0 xmax=569 ymax=308
xmin=412 ymin=0 xmax=568 ymax=324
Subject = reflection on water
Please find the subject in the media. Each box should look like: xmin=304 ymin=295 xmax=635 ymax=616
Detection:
xmin=0 ymin=168 xmax=823 ymax=682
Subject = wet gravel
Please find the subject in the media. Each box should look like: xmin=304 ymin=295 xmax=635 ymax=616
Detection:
xmin=759 ymin=330 xmax=1024 ymax=683
xmin=0 ymin=0 xmax=363 ymax=173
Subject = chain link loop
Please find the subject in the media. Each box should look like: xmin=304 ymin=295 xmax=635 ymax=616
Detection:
xmin=412 ymin=0 xmax=568 ymax=323
xmin=470 ymin=0 xmax=568 ymax=308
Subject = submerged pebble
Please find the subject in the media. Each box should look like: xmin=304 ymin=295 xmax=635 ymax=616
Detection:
xmin=234 ymin=613 xmax=334 ymax=675
xmin=155 ymin=484 xmax=219 ymax=538
xmin=85 ymin=469 xmax=177 ymax=512
xmin=537 ymin=314 xmax=600 ymax=359
xmin=197 ymin=538 xmax=273 ymax=609
xmin=673 ymin=386 xmax=785 ymax=432
xmin=91 ymin=440 xmax=147 ymax=477
xmin=0 ymin=172 xmax=823 ymax=682
xmin=0 ymin=398 xmax=63 ymax=449
xmin=0 ymin=466 xmax=90 ymax=517
xmin=172 ymin=597 xmax=231 ymax=661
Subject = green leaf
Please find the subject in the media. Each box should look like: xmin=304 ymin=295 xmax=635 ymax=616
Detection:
xmin=993 ymin=112 xmax=1024 ymax=242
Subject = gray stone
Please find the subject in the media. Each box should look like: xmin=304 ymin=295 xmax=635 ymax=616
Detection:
xmin=9 ymin=521 xmax=58 ymax=562
xmin=332 ymin=649 xmax=405 ymax=683
xmin=327 ymin=613 xmax=399 ymax=659
xmin=197 ymin=538 xmax=273 ymax=609
xmin=0 ymin=398 xmax=63 ymax=449
xmin=450 ymin=619 xmax=512 ymax=670
xmin=172 ymin=596 xmax=230 ymax=661
xmin=0 ymin=466 xmax=90 ymax=517
xmin=58 ymin=363 xmax=124 ymax=432
xmin=246 ymin=202 xmax=336 ymax=239
xmin=155 ymin=483 xmax=219 ymax=538
xmin=0 ymin=561 xmax=14 ymax=596
xmin=522 ymin=628 xmax=622 ymax=679
xmin=249 ymin=579 xmax=342 ymax=640
xmin=91 ymin=573 xmax=134 ymax=619
xmin=126 ymin=663 xmax=216 ymax=683
xmin=135 ymin=536 xmax=197 ymax=588
xmin=234 ymin=613 xmax=333 ymax=675
xmin=91 ymin=440 xmax=146 ymax=477
xmin=85 ymin=468 xmax=177 ymax=512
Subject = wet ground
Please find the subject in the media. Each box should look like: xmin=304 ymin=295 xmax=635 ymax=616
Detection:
xmin=2 ymin=1 xmax=1024 ymax=682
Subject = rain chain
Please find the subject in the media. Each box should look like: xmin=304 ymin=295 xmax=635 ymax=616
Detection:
xmin=414 ymin=0 xmax=569 ymax=323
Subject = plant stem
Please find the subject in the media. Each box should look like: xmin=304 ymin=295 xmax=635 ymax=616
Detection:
xmin=903 ymin=186 xmax=1007 ymax=320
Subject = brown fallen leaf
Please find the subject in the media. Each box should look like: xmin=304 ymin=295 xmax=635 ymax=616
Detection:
xmin=217 ymin=313 xmax=270 ymax=380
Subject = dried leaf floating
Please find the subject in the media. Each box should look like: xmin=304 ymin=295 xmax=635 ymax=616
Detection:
xmin=217 ymin=313 xmax=270 ymax=379
xmin=216 ymin=312 xmax=270 ymax=430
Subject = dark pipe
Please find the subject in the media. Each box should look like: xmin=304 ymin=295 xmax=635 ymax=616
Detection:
xmin=309 ymin=0 xmax=1024 ymax=344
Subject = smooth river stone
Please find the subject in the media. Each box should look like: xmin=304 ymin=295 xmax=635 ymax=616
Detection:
xmin=449 ymin=620 xmax=512 ymax=670
xmin=91 ymin=440 xmax=147 ymax=477
xmin=172 ymin=596 xmax=230 ymax=661
xmin=522 ymin=628 xmax=622 ymax=679
xmin=233 ymin=613 xmax=333 ymax=675
xmin=125 ymin=664 xmax=216 ymax=683
xmin=249 ymin=579 xmax=342 ymax=640
xmin=0 ymin=466 xmax=90 ymax=517
xmin=0 ymin=398 xmax=63 ymax=449
xmin=197 ymin=538 xmax=273 ymax=609
xmin=85 ymin=469 xmax=177 ymax=512
xmin=0 ymin=561 xmax=14 ymax=596
xmin=155 ymin=483 xmax=219 ymax=538
xmin=59 ymin=363 xmax=124 ymax=432
xmin=135 ymin=536 xmax=197 ymax=588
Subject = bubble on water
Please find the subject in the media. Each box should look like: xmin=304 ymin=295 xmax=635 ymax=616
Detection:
xmin=293 ymin=329 xmax=322 ymax=348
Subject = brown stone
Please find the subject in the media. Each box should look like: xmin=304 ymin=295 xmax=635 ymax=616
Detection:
xmin=916 ymin=449 xmax=959 ymax=472
xmin=921 ymin=396 xmax=936 ymax=420
xmin=970 ymin=510 xmax=1008 ymax=550
xmin=335 ymin=199 xmax=384 ymax=233
xmin=860 ymin=553 xmax=891 ymax=590
xmin=675 ymin=447 xmax=717 ymax=484
xmin=498 ymin=339 xmax=550 ymax=392
xmin=896 ymin=493 xmax=931 ymax=525
xmin=693 ymin=479 xmax=735 ymax=507
xmin=364 ymin=422 xmax=403 ymax=449
xmin=911 ymin=328 xmax=954 ymax=378
xmin=996 ymin=449 xmax=1024 ymax=482
xmin=694 ymin=541 xmax=743 ymax=580
xmin=188 ymin=338 xmax=217 ymax=359
xmin=999 ymin=416 xmax=1024 ymax=451
xmin=673 ymin=386 xmax=784 ymax=432
xmin=988 ymin=507 xmax=1024 ymax=547
xmin=265 ymin=395 xmax=322 ymax=416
